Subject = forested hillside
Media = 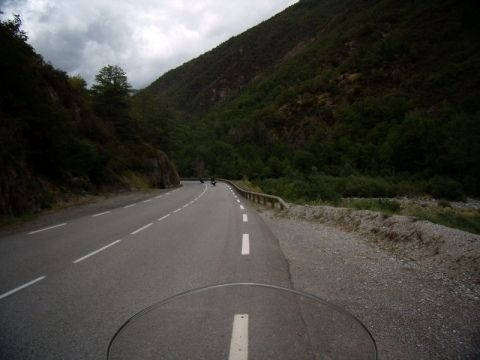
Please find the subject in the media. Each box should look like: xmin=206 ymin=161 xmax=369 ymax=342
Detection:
xmin=134 ymin=0 xmax=480 ymax=201
xmin=0 ymin=16 xmax=179 ymax=218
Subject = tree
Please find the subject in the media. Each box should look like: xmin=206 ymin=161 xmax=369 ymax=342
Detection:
xmin=68 ymin=75 xmax=88 ymax=96
xmin=91 ymin=65 xmax=135 ymax=139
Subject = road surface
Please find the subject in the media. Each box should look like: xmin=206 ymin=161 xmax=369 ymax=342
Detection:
xmin=0 ymin=181 xmax=374 ymax=359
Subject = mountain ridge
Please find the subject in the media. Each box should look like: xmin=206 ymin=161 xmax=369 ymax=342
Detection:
xmin=135 ymin=0 xmax=479 ymax=199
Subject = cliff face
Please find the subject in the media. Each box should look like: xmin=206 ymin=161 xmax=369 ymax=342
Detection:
xmin=146 ymin=150 xmax=181 ymax=189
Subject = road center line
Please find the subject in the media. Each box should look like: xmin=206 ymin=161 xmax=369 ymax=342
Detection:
xmin=240 ymin=205 xmax=245 ymax=210
xmin=236 ymin=199 xmax=241 ymax=203
xmin=242 ymin=234 xmax=250 ymax=255
xmin=173 ymin=208 xmax=182 ymax=213
xmin=243 ymin=214 xmax=248 ymax=222
xmin=0 ymin=276 xmax=46 ymax=300
xmin=228 ymin=314 xmax=249 ymax=360
xmin=124 ymin=203 xmax=136 ymax=208
xmin=28 ymin=223 xmax=67 ymax=235
xmin=131 ymin=223 xmax=153 ymax=235
xmin=92 ymin=211 xmax=111 ymax=217
xmin=158 ymin=214 xmax=171 ymax=221
xmin=73 ymin=240 xmax=122 ymax=264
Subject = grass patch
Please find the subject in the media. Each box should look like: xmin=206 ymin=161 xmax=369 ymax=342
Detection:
xmin=249 ymin=177 xmax=480 ymax=235
xmin=341 ymin=198 xmax=402 ymax=215
xmin=406 ymin=207 xmax=480 ymax=235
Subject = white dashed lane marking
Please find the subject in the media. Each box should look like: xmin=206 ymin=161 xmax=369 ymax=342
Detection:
xmin=242 ymin=234 xmax=250 ymax=255
xmin=73 ymin=240 xmax=122 ymax=264
xmin=92 ymin=211 xmax=111 ymax=217
xmin=131 ymin=223 xmax=153 ymax=235
xmin=229 ymin=314 xmax=249 ymax=360
xmin=158 ymin=214 xmax=171 ymax=221
xmin=0 ymin=276 xmax=46 ymax=300
xmin=28 ymin=223 xmax=67 ymax=235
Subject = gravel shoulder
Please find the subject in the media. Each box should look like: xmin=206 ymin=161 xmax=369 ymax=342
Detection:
xmin=258 ymin=207 xmax=480 ymax=359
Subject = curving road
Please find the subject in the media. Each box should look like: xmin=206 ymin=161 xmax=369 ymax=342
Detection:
xmin=0 ymin=181 xmax=298 ymax=359
xmin=0 ymin=181 xmax=375 ymax=359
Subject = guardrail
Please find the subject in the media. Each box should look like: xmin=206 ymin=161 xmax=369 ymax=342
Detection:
xmin=180 ymin=178 xmax=289 ymax=210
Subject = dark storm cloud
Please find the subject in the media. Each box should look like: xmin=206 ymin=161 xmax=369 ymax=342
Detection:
xmin=1 ymin=0 xmax=298 ymax=88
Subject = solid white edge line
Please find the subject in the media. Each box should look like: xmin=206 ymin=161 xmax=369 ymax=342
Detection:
xmin=73 ymin=240 xmax=122 ymax=264
xmin=236 ymin=200 xmax=241 ymax=203
xmin=155 ymin=195 xmax=163 ymax=199
xmin=240 ymin=205 xmax=245 ymax=210
xmin=158 ymin=214 xmax=171 ymax=221
xmin=92 ymin=211 xmax=111 ymax=217
xmin=173 ymin=208 xmax=182 ymax=213
xmin=124 ymin=203 xmax=136 ymax=208
xmin=143 ymin=199 xmax=153 ymax=203
xmin=228 ymin=314 xmax=249 ymax=360
xmin=28 ymin=223 xmax=67 ymax=235
xmin=0 ymin=276 xmax=46 ymax=300
xmin=131 ymin=223 xmax=153 ymax=235
xmin=242 ymin=234 xmax=250 ymax=255
xmin=243 ymin=214 xmax=248 ymax=222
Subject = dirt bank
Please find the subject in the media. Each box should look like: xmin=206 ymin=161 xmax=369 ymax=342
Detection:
xmin=284 ymin=204 xmax=480 ymax=284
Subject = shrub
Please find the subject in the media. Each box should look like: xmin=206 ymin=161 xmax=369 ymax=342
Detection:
xmin=341 ymin=176 xmax=395 ymax=197
xmin=428 ymin=176 xmax=466 ymax=201
xmin=437 ymin=200 xmax=451 ymax=208
xmin=309 ymin=175 xmax=341 ymax=202
xmin=345 ymin=198 xmax=401 ymax=214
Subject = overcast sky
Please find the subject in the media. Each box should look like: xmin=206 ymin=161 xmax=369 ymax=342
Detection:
xmin=1 ymin=0 xmax=298 ymax=88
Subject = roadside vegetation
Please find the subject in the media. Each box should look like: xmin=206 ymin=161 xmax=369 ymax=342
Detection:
xmin=234 ymin=178 xmax=480 ymax=235
xmin=0 ymin=15 xmax=178 ymax=220
xmin=134 ymin=0 xmax=480 ymax=202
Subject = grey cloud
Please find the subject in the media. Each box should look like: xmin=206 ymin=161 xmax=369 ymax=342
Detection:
xmin=1 ymin=0 xmax=298 ymax=88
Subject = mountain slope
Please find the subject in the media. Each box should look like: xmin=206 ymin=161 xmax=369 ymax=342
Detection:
xmin=0 ymin=16 xmax=179 ymax=217
xmin=134 ymin=0 xmax=480 ymax=198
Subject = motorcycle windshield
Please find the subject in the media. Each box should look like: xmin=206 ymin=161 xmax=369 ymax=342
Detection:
xmin=107 ymin=283 xmax=377 ymax=360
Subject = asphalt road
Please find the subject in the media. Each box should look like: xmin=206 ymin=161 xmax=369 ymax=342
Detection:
xmin=0 ymin=181 xmax=375 ymax=359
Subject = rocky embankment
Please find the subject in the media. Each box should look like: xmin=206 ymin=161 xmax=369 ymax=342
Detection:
xmin=0 ymin=150 xmax=179 ymax=218
xmin=284 ymin=204 xmax=480 ymax=284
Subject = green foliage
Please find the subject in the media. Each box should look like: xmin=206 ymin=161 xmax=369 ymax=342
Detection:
xmin=91 ymin=65 xmax=136 ymax=140
xmin=131 ymin=0 xmax=480 ymax=198
xmin=428 ymin=176 xmax=466 ymax=201
xmin=407 ymin=207 xmax=480 ymax=235
xmin=0 ymin=16 xmax=176 ymax=216
xmin=437 ymin=200 xmax=451 ymax=208
xmin=254 ymin=174 xmax=434 ymax=204
xmin=344 ymin=199 xmax=401 ymax=214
